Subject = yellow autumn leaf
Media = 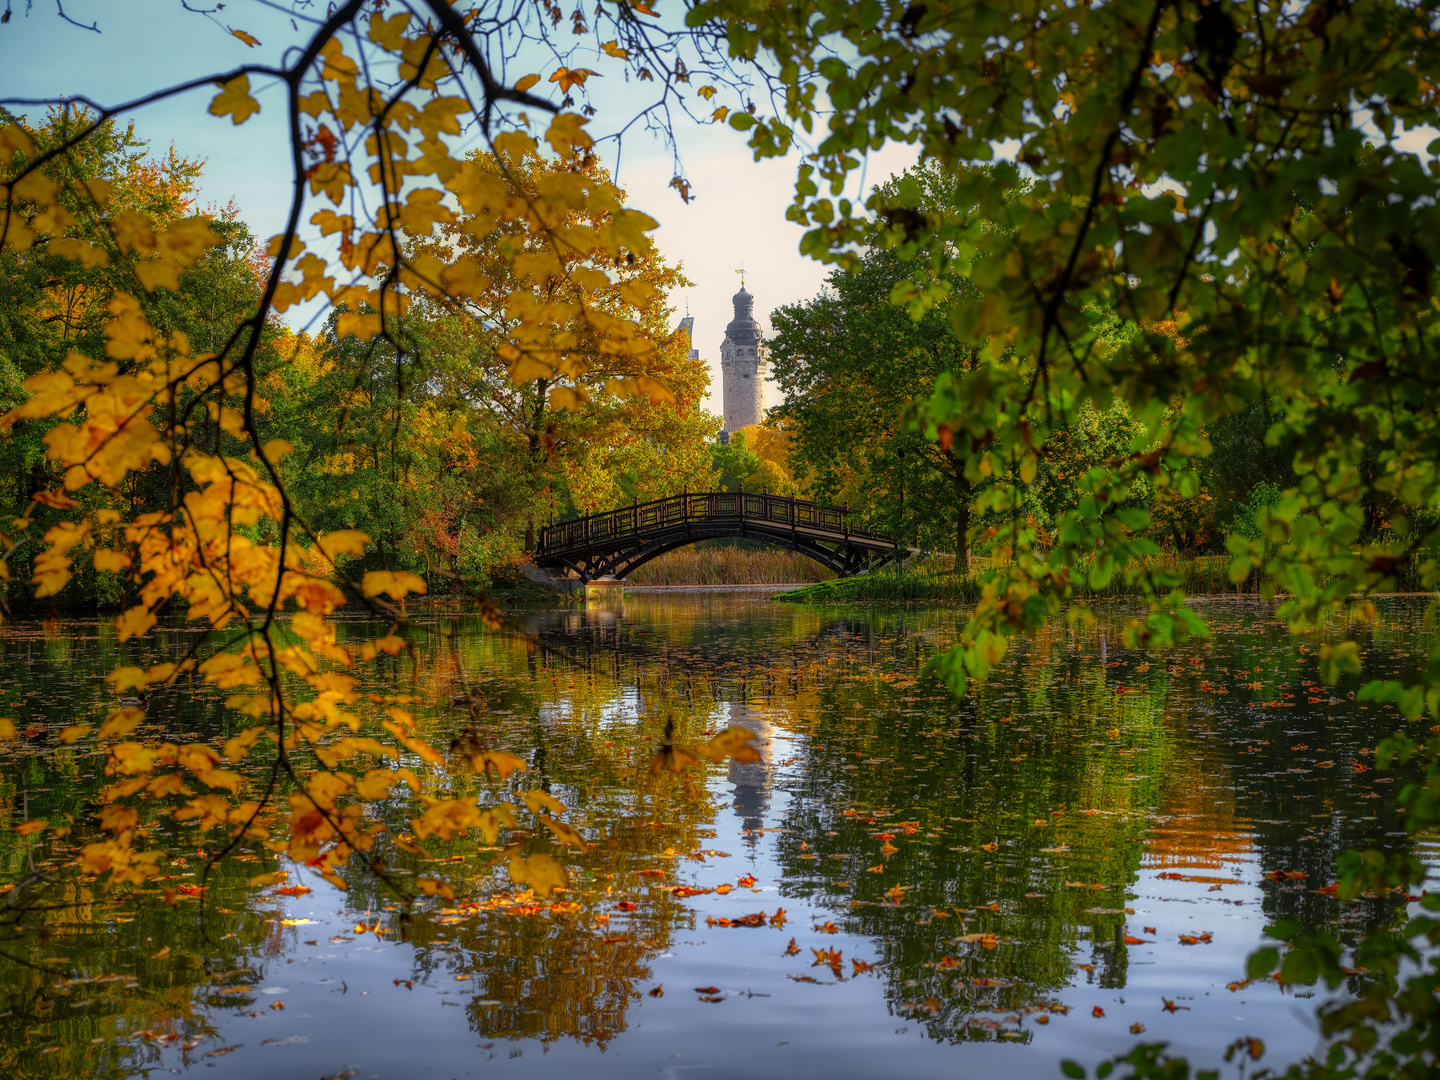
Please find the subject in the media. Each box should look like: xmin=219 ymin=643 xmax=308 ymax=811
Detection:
xmin=471 ymin=750 xmax=528 ymax=779
xmin=317 ymin=530 xmax=370 ymax=559
xmin=59 ymin=724 xmax=92 ymax=745
xmin=115 ymin=605 xmax=157 ymax=642
xmin=361 ymin=569 xmax=427 ymax=600
xmin=209 ymin=74 xmax=261 ymax=125
xmin=223 ymin=725 xmax=268 ymax=761
xmin=0 ymin=719 xmax=14 ymax=739
xmin=548 ymin=386 xmax=588 ymax=411
xmin=106 ymin=666 xmax=148 ymax=694
xmin=522 ymin=790 xmax=567 ymax=819
xmin=538 ymin=815 xmax=586 ymax=850
xmin=544 ymin=112 xmax=593 ymax=158
xmin=696 ymin=726 xmax=762 ymax=764
xmin=507 ymin=852 xmax=568 ymax=898
xmin=99 ymin=805 xmax=140 ymax=834
xmin=416 ymin=877 xmax=455 ymax=900
xmin=508 ymin=355 xmax=553 ymax=384
xmin=47 ymin=236 xmax=109 ymax=268
xmin=16 ymin=819 xmax=46 ymax=836
xmin=97 ymin=707 xmax=146 ymax=740
xmin=231 ymin=29 xmax=261 ymax=47
xmin=607 ymin=376 xmax=676 ymax=406
xmin=94 ymin=548 xmax=132 ymax=573
xmin=548 ymin=67 xmax=599 ymax=93
xmin=515 ymin=73 xmax=541 ymax=93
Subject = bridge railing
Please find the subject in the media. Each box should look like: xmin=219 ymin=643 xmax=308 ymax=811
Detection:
xmin=538 ymin=490 xmax=895 ymax=557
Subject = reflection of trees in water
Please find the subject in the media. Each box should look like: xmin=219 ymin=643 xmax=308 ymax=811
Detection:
xmin=6 ymin=597 xmax=1431 ymax=1060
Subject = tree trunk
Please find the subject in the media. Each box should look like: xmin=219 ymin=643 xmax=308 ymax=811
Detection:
xmin=954 ymin=470 xmax=971 ymax=575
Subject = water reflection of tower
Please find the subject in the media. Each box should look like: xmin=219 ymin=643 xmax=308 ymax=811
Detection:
xmin=724 ymin=677 xmax=773 ymax=837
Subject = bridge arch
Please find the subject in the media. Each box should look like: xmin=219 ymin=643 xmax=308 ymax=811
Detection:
xmin=535 ymin=490 xmax=908 ymax=583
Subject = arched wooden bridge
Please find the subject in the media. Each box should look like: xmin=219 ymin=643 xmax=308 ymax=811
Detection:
xmin=535 ymin=489 xmax=910 ymax=582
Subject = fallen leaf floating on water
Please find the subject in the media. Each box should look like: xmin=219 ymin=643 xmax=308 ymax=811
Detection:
xmin=707 ymin=911 xmax=767 ymax=928
xmin=852 ymin=959 xmax=877 ymax=976
xmin=1162 ymin=998 xmax=1187 ymax=1012
xmin=648 ymin=985 xmax=664 ymax=998
xmin=1178 ymin=932 xmax=1213 ymax=945
xmin=784 ymin=938 xmax=800 ymax=956
xmin=1227 ymin=1037 xmax=1265 ymax=1061
xmin=812 ymin=947 xmax=843 ymax=974
xmin=1130 ymin=1023 xmax=1146 ymax=1035
xmin=1143 ymin=927 xmax=1157 ymax=934
xmin=769 ymin=908 xmax=787 ymax=927
xmin=737 ymin=874 xmax=756 ymax=888
xmin=1092 ymin=1006 xmax=1106 ymax=1018
xmin=1123 ymin=935 xmax=1151 ymax=945
xmin=693 ymin=986 xmax=720 ymax=994
xmin=699 ymin=995 xmax=724 ymax=1003
xmin=972 ymin=977 xmax=1012 ymax=988
xmin=815 ymin=921 xmax=839 ymax=934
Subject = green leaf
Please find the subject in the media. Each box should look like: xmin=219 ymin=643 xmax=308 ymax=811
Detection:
xmin=1247 ymin=947 xmax=1279 ymax=980
xmin=1061 ymin=1063 xmax=1086 ymax=1080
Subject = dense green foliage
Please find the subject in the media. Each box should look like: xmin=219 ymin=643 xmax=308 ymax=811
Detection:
xmin=685 ymin=0 xmax=1440 ymax=1074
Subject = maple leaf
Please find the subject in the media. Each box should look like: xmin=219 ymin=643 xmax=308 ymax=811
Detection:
xmin=209 ymin=75 xmax=261 ymax=125
xmin=549 ymin=67 xmax=600 ymax=94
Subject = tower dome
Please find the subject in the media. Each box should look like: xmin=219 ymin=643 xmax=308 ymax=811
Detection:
xmin=725 ymin=285 xmax=762 ymax=347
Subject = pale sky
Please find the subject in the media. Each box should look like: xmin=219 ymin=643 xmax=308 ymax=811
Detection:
xmin=0 ymin=1 xmax=916 ymax=416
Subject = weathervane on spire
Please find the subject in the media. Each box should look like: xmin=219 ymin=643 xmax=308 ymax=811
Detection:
xmin=735 ymin=264 xmax=745 ymax=288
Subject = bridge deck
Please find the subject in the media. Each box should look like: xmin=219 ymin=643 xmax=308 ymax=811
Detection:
xmin=536 ymin=491 xmax=905 ymax=580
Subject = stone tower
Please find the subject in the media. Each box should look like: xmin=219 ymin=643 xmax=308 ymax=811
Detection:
xmin=719 ymin=284 xmax=769 ymax=434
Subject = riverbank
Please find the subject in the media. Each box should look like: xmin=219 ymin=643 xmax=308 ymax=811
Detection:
xmin=771 ymin=551 xmax=1436 ymax=603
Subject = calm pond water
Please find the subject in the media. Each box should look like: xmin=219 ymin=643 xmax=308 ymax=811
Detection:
xmin=1 ymin=592 xmax=1435 ymax=1079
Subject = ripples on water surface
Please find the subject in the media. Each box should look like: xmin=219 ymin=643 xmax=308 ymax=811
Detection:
xmin=1 ymin=593 xmax=1434 ymax=1078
